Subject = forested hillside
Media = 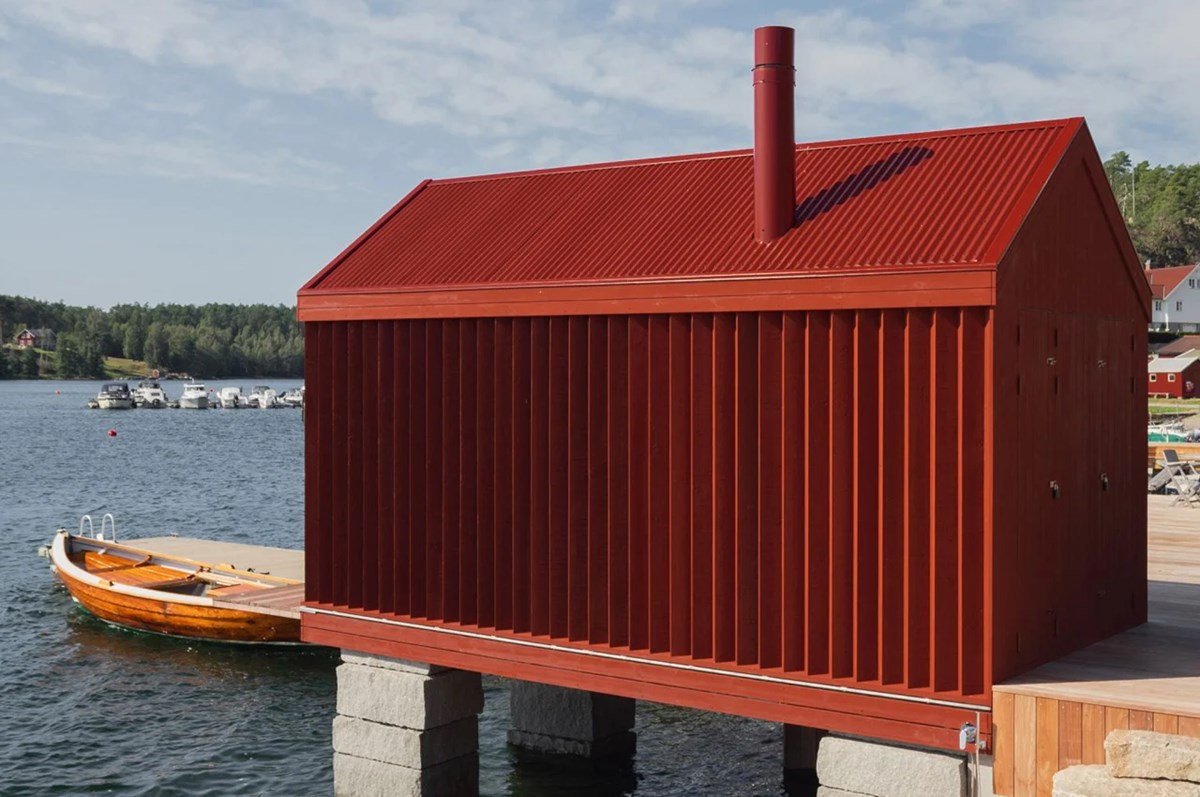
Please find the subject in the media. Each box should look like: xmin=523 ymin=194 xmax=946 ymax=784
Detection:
xmin=0 ymin=297 xmax=302 ymax=379
xmin=1103 ymin=152 xmax=1200 ymax=267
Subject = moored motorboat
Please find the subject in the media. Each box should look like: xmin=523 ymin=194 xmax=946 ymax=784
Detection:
xmin=179 ymin=382 xmax=208 ymax=409
xmin=133 ymin=379 xmax=169 ymax=408
xmin=96 ymin=382 xmax=134 ymax=409
xmin=43 ymin=515 xmax=303 ymax=643
xmin=218 ymin=386 xmax=244 ymax=409
xmin=248 ymin=385 xmax=277 ymax=409
xmin=279 ymin=387 xmax=304 ymax=408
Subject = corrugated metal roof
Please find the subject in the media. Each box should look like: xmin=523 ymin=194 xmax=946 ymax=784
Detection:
xmin=1148 ymin=355 xmax=1200 ymax=373
xmin=1146 ymin=265 xmax=1198 ymax=299
xmin=304 ymin=119 xmax=1078 ymax=294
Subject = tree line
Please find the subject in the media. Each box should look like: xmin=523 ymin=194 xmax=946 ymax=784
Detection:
xmin=1103 ymin=152 xmax=1200 ymax=268
xmin=0 ymin=296 xmax=303 ymax=379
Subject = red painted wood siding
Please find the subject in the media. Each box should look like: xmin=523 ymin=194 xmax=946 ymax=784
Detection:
xmin=305 ymin=307 xmax=993 ymax=704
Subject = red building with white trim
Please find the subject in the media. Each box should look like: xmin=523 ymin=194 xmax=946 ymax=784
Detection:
xmin=1148 ymin=355 xmax=1200 ymax=398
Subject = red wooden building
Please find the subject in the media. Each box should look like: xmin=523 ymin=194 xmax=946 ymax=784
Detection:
xmin=16 ymin=328 xmax=38 ymax=348
xmin=298 ymin=28 xmax=1149 ymax=751
xmin=1148 ymin=355 xmax=1200 ymax=398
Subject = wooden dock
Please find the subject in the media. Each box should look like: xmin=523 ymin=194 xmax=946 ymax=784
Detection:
xmin=126 ymin=536 xmax=306 ymax=620
xmin=992 ymin=495 xmax=1200 ymax=796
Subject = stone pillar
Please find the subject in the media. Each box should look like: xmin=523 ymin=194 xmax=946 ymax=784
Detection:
xmin=507 ymin=681 xmax=636 ymax=757
xmin=784 ymin=724 xmax=825 ymax=790
xmin=333 ymin=651 xmax=483 ymax=797
xmin=815 ymin=735 xmax=967 ymax=797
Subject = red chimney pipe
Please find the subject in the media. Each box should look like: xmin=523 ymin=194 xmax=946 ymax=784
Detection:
xmin=753 ymin=25 xmax=795 ymax=243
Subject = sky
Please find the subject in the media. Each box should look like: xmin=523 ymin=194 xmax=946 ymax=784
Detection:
xmin=1 ymin=0 xmax=1198 ymax=310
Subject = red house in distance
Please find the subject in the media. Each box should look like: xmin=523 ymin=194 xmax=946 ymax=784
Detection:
xmin=298 ymin=28 xmax=1149 ymax=755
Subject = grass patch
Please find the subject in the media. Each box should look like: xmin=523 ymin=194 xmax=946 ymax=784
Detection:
xmin=103 ymin=356 xmax=151 ymax=379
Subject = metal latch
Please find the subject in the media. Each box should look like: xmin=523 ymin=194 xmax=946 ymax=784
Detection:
xmin=959 ymin=722 xmax=978 ymax=751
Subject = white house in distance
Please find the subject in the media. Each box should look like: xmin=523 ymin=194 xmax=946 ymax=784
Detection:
xmin=1147 ymin=264 xmax=1200 ymax=332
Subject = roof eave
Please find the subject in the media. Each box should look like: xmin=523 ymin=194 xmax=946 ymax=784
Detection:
xmin=297 ymin=265 xmax=998 ymax=322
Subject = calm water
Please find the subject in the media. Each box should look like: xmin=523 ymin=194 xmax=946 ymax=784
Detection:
xmin=0 ymin=380 xmax=793 ymax=796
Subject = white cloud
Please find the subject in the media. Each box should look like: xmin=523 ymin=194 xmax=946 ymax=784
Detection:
xmin=0 ymin=128 xmax=343 ymax=189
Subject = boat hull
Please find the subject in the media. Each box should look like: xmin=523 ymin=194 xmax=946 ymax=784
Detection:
xmin=49 ymin=534 xmax=300 ymax=643
xmin=178 ymin=396 xmax=208 ymax=409
xmin=96 ymin=397 xmax=134 ymax=409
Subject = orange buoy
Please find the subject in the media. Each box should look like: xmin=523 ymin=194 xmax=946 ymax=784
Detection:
xmin=107 ymin=429 xmax=118 ymax=437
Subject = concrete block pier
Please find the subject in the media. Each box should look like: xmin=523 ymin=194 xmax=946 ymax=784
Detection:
xmin=507 ymin=682 xmax=636 ymax=758
xmin=332 ymin=652 xmax=483 ymax=797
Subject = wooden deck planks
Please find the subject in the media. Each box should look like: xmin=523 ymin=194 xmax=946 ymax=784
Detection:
xmin=211 ymin=584 xmax=306 ymax=619
xmin=992 ymin=495 xmax=1200 ymax=796
xmin=132 ymin=536 xmax=304 ymax=581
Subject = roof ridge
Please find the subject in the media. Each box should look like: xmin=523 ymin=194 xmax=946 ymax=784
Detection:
xmin=429 ymin=117 xmax=1079 ymax=187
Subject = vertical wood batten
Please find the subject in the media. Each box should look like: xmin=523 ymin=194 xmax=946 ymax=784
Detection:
xmin=906 ymin=310 xmax=932 ymax=689
xmin=360 ymin=322 xmax=379 ymax=611
xmin=932 ymin=309 xmax=961 ymax=692
xmin=475 ymin=320 xmax=495 ymax=627
xmin=528 ymin=318 xmax=549 ymax=636
xmin=805 ymin=312 xmax=831 ymax=675
xmin=458 ymin=319 xmax=479 ymax=626
xmin=757 ymin=312 xmax=782 ymax=670
xmin=392 ymin=321 xmax=410 ymax=616
xmin=606 ymin=317 xmax=630 ymax=647
xmin=331 ymin=321 xmax=349 ymax=608
xmin=346 ymin=323 xmax=364 ymax=609
xmin=879 ymin=310 xmax=906 ymax=684
xmin=627 ymin=315 xmax=650 ymax=652
xmin=735 ymin=312 xmax=760 ymax=666
xmin=376 ymin=321 xmax=394 ymax=613
xmin=830 ymin=311 xmax=855 ymax=678
xmin=961 ymin=308 xmax=988 ymax=695
xmin=781 ymin=311 xmax=806 ymax=672
xmin=567 ymin=316 xmax=589 ymax=641
xmin=647 ymin=315 xmax=671 ymax=653
xmin=440 ymin=320 xmax=461 ymax=623
xmin=588 ymin=316 xmax=610 ymax=644
xmin=690 ymin=314 xmax=714 ymax=661
xmin=855 ymin=310 xmax=880 ymax=682
xmin=548 ymin=317 xmax=569 ymax=639
xmin=669 ymin=314 xmax=692 ymax=656
xmin=511 ymin=318 xmax=532 ymax=634
xmin=712 ymin=313 xmax=737 ymax=663
xmin=408 ymin=321 xmax=428 ymax=617
xmin=424 ymin=321 xmax=444 ymax=619
xmin=494 ymin=318 xmax=514 ymax=631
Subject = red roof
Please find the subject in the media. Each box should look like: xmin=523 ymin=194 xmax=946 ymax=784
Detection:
xmin=1146 ymin=265 xmax=1197 ymax=300
xmin=302 ymin=118 xmax=1079 ymax=303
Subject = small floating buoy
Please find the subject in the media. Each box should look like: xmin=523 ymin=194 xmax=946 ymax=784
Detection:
xmin=55 ymin=390 xmax=61 ymax=395
xmin=107 ymin=429 xmax=118 ymax=437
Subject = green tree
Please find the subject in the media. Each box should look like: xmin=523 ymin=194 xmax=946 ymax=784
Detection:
xmin=143 ymin=322 xmax=169 ymax=369
xmin=57 ymin=332 xmax=105 ymax=378
xmin=19 ymin=346 xmax=39 ymax=378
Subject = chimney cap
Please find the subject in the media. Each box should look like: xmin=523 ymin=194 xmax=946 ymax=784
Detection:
xmin=754 ymin=25 xmax=794 ymax=66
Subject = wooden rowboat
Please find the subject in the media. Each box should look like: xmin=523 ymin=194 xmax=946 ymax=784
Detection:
xmin=46 ymin=519 xmax=303 ymax=644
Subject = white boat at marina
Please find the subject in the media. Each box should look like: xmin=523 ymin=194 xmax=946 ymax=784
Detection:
xmin=279 ymin=387 xmax=304 ymax=408
xmin=95 ymin=382 xmax=134 ymax=410
xmin=248 ymin=385 xmax=278 ymax=409
xmin=179 ymin=383 xmax=209 ymax=410
xmin=133 ymin=379 xmax=169 ymax=409
xmin=218 ymin=386 xmax=245 ymax=409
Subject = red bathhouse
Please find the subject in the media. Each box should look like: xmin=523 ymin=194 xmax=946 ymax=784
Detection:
xmin=297 ymin=25 xmax=1149 ymax=796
